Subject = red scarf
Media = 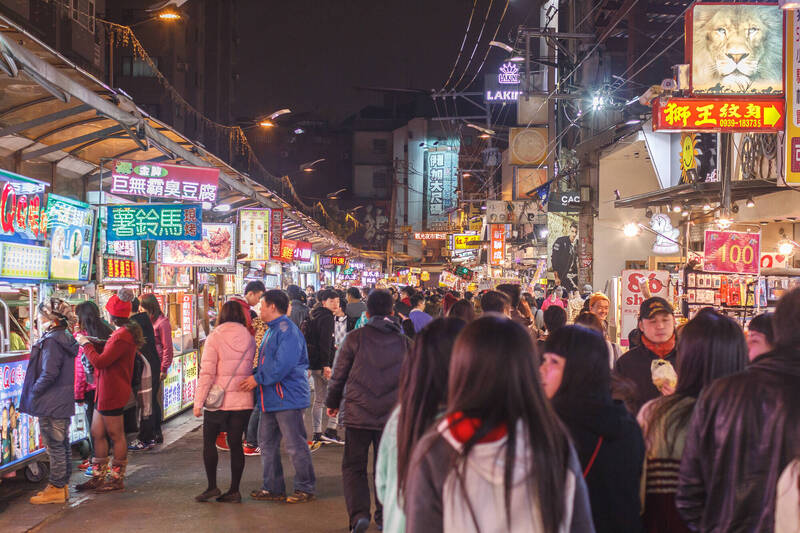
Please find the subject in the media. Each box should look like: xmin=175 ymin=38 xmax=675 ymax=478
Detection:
xmin=446 ymin=412 xmax=507 ymax=444
xmin=642 ymin=333 xmax=676 ymax=359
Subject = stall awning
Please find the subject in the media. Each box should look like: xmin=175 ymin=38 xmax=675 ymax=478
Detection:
xmin=0 ymin=15 xmax=362 ymax=259
xmin=614 ymin=179 xmax=781 ymax=209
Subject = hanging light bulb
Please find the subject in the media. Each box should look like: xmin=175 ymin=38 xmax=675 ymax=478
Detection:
xmin=681 ymin=205 xmax=689 ymax=217
xmin=717 ymin=208 xmax=733 ymax=229
xmin=672 ymin=203 xmax=682 ymax=213
xmin=746 ymin=197 xmax=755 ymax=208
xmin=623 ymin=223 xmax=641 ymax=237
xmin=703 ymin=201 xmax=712 ymax=211
xmin=780 ymin=240 xmax=795 ymax=256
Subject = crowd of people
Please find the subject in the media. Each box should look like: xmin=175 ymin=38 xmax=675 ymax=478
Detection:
xmin=11 ymin=278 xmax=800 ymax=533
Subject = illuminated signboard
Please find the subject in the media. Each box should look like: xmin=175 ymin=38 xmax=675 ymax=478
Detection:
xmin=181 ymin=351 xmax=198 ymax=409
xmin=102 ymin=257 xmax=138 ymax=282
xmin=484 ymin=63 xmax=521 ymax=103
xmin=293 ymin=240 xmax=312 ymax=262
xmin=498 ymin=62 xmax=520 ymax=84
xmin=786 ymin=11 xmax=800 ymax=184
xmin=269 ymin=208 xmax=283 ymax=261
xmin=321 ymin=256 xmax=346 ymax=267
xmin=652 ymin=97 xmax=785 ymax=132
xmin=279 ymin=239 xmax=298 ymax=263
xmin=238 ymin=208 xmax=270 ymax=261
xmin=106 ymin=240 xmax=137 ymax=257
xmin=0 ymin=242 xmax=49 ymax=280
xmin=490 ymin=224 xmax=505 ymax=266
xmin=158 ymin=223 xmax=235 ymax=268
xmin=46 ymin=194 xmax=96 ymax=281
xmin=156 ymin=265 xmax=191 ymax=287
xmin=704 ymin=230 xmax=760 ymax=275
xmin=181 ymin=293 xmax=193 ymax=336
xmin=110 ymin=160 xmax=219 ymax=203
xmin=414 ymin=232 xmax=447 ymax=240
xmin=0 ymin=170 xmax=48 ymax=244
xmin=107 ymin=204 xmax=202 ymax=241
xmin=426 ymin=149 xmax=458 ymax=226
xmin=452 ymin=233 xmax=480 ymax=250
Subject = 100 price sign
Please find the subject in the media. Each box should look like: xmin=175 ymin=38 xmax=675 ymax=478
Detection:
xmin=703 ymin=230 xmax=760 ymax=275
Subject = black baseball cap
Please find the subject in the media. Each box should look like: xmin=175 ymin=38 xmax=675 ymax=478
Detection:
xmin=639 ymin=297 xmax=674 ymax=319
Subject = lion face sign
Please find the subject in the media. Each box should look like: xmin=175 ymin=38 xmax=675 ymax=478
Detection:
xmin=692 ymin=5 xmax=782 ymax=94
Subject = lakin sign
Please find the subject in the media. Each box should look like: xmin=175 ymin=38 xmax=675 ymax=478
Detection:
xmin=485 ymin=62 xmax=521 ymax=103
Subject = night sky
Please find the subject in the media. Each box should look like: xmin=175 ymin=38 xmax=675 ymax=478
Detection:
xmin=234 ymin=0 xmax=530 ymax=122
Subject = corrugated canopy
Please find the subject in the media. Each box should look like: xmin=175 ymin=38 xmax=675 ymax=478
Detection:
xmin=0 ymin=14 xmax=359 ymax=257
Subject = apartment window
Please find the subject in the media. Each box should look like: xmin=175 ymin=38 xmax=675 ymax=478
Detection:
xmin=372 ymin=138 xmax=388 ymax=154
xmin=373 ymin=169 xmax=389 ymax=189
xmin=72 ymin=0 xmax=79 ymax=21
xmin=121 ymin=56 xmax=159 ymax=77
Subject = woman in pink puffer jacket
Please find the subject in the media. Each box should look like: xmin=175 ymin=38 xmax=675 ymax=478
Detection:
xmin=194 ymin=301 xmax=256 ymax=503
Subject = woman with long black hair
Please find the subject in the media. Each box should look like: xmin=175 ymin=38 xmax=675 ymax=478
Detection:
xmin=73 ymin=301 xmax=113 ymax=472
xmin=375 ymin=318 xmax=465 ymax=532
xmin=404 ymin=315 xmax=594 ymax=533
xmin=638 ymin=308 xmax=746 ymax=533
xmin=542 ymin=325 xmax=645 ymax=533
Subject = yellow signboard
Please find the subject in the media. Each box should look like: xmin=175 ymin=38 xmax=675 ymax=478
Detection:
xmin=452 ymin=233 xmax=480 ymax=250
xmin=787 ymin=11 xmax=800 ymax=184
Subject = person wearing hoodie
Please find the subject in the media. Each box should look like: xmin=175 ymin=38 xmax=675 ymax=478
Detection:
xmin=542 ymin=325 xmax=645 ymax=533
xmin=193 ymin=301 xmax=256 ymax=503
xmin=307 ymin=288 xmax=341 ymax=444
xmin=19 ymin=299 xmax=79 ymax=505
xmin=75 ymin=290 xmax=144 ymax=493
xmin=375 ymin=318 xmax=465 ymax=533
xmin=326 ymin=290 xmax=411 ymax=533
xmin=614 ymin=297 xmax=677 ymax=414
xmin=405 ymin=315 xmax=595 ymax=533
xmin=638 ymin=309 xmax=746 ymax=533
xmin=287 ymin=284 xmax=310 ymax=328
xmin=345 ymin=287 xmax=366 ymax=331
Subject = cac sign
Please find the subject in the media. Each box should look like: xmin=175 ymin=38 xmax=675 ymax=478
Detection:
xmin=704 ymin=230 xmax=760 ymax=275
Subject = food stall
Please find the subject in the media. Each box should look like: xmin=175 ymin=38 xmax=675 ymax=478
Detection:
xmin=0 ymin=171 xmax=89 ymax=480
xmin=157 ymin=222 xmax=236 ymax=420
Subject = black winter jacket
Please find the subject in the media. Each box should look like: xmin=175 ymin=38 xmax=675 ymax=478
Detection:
xmin=614 ymin=342 xmax=677 ymax=414
xmin=325 ymin=315 xmax=410 ymax=430
xmin=307 ymin=306 xmax=334 ymax=370
xmin=19 ymin=327 xmax=79 ymax=419
xmin=676 ymin=349 xmax=800 ymax=532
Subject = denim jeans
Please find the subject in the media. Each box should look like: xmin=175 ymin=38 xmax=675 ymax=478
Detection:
xmin=258 ymin=409 xmax=315 ymax=494
xmin=38 ymin=417 xmax=71 ymax=488
xmin=245 ymin=404 xmax=259 ymax=446
xmin=311 ymin=370 xmax=339 ymax=433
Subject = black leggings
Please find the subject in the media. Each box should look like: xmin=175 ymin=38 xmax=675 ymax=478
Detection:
xmin=202 ymin=409 xmax=250 ymax=493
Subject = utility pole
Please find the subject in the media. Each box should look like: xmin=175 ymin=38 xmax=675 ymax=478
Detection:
xmin=386 ymin=159 xmax=398 ymax=274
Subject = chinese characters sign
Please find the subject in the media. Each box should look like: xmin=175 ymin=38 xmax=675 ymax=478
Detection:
xmin=46 ymin=194 xmax=96 ymax=281
xmin=181 ymin=293 xmax=193 ymax=337
xmin=181 ymin=351 xmax=198 ymax=409
xmin=106 ymin=204 xmax=202 ymax=241
xmin=452 ymin=233 xmax=480 ymax=250
xmin=704 ymin=230 xmax=760 ymax=275
xmin=110 ymin=160 xmax=219 ymax=203
xmin=279 ymin=239 xmax=297 ymax=263
xmin=490 ymin=225 xmax=505 ymax=266
xmin=652 ymin=97 xmax=784 ymax=132
xmin=414 ymin=232 xmax=447 ymax=240
xmin=269 ymin=208 xmax=283 ymax=261
xmin=158 ymin=223 xmax=235 ymax=267
xmin=293 ymin=241 xmax=312 ymax=262
xmin=0 ymin=171 xmax=48 ymax=244
xmin=238 ymin=208 xmax=270 ymax=261
xmin=162 ymin=355 xmax=183 ymax=419
xmin=426 ymin=149 xmax=458 ymax=226
xmin=102 ymin=257 xmax=138 ymax=282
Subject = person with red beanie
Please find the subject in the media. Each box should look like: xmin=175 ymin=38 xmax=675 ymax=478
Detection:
xmin=75 ymin=289 xmax=144 ymax=493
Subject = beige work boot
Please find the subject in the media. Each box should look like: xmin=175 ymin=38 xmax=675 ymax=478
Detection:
xmin=30 ymin=484 xmax=67 ymax=504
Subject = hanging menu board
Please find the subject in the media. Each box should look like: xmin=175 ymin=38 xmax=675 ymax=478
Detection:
xmin=238 ymin=208 xmax=270 ymax=261
xmin=46 ymin=194 xmax=96 ymax=281
xmin=0 ymin=242 xmax=49 ymax=281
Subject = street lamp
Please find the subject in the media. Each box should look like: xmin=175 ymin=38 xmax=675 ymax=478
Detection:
xmin=488 ymin=41 xmax=524 ymax=62
xmin=300 ymin=159 xmax=325 ymax=172
xmin=327 ymin=188 xmax=347 ymax=199
xmin=157 ymin=10 xmax=181 ymax=21
xmin=257 ymin=108 xmax=292 ymax=128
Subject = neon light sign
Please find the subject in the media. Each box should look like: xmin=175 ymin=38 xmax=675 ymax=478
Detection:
xmin=498 ymin=62 xmax=520 ymax=84
xmin=0 ymin=171 xmax=48 ymax=243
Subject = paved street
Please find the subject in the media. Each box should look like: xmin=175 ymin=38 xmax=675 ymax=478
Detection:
xmin=0 ymin=413 xmax=374 ymax=533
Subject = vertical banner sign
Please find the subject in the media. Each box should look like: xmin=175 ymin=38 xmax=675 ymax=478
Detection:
xmin=238 ymin=208 xmax=270 ymax=261
xmin=110 ymin=160 xmax=219 ymax=202
xmin=620 ymin=270 xmax=670 ymax=346
xmin=490 ymin=224 xmax=505 ymax=266
xmin=181 ymin=293 xmax=193 ymax=337
xmin=181 ymin=351 xmax=198 ymax=409
xmin=787 ymin=10 xmax=800 ymax=184
xmin=703 ymin=230 xmax=760 ymax=275
xmin=426 ymin=148 xmax=458 ymax=227
xmin=162 ymin=355 xmax=183 ymax=419
xmin=269 ymin=208 xmax=283 ymax=260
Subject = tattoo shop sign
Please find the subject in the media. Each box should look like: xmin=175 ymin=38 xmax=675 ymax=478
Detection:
xmin=107 ymin=204 xmax=202 ymax=241
xmin=110 ymin=160 xmax=219 ymax=203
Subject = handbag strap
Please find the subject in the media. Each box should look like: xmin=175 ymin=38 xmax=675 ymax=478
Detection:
xmin=583 ymin=436 xmax=604 ymax=478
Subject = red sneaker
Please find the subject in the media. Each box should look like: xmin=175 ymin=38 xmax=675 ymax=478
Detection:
xmin=215 ymin=432 xmax=229 ymax=452
xmin=243 ymin=444 xmax=260 ymax=456
xmin=78 ymin=459 xmax=91 ymax=471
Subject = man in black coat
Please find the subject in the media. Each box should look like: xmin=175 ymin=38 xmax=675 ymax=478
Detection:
xmin=307 ymin=289 xmax=339 ymax=443
xmin=129 ymin=297 xmax=163 ymax=449
xmin=551 ymin=222 xmax=579 ymax=292
xmin=326 ymin=290 xmax=410 ymax=533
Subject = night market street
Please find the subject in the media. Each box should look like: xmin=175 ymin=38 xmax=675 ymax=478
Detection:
xmin=0 ymin=412 xmax=367 ymax=533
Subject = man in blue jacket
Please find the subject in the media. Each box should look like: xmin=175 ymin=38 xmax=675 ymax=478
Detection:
xmin=240 ymin=289 xmax=315 ymax=503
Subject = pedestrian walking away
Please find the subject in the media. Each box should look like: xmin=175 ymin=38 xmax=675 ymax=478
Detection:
xmin=327 ymin=289 xmax=411 ymax=533
xmin=239 ymin=289 xmax=316 ymax=504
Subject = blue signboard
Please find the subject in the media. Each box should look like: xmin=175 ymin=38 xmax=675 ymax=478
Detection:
xmin=106 ymin=204 xmax=202 ymax=241
xmin=46 ymin=194 xmax=96 ymax=281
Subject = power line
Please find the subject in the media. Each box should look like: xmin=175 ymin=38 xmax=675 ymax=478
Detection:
xmin=458 ymin=0 xmax=511 ymax=91
xmin=450 ymin=0 xmax=496 ymax=90
xmin=442 ymin=0 xmax=480 ymax=90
